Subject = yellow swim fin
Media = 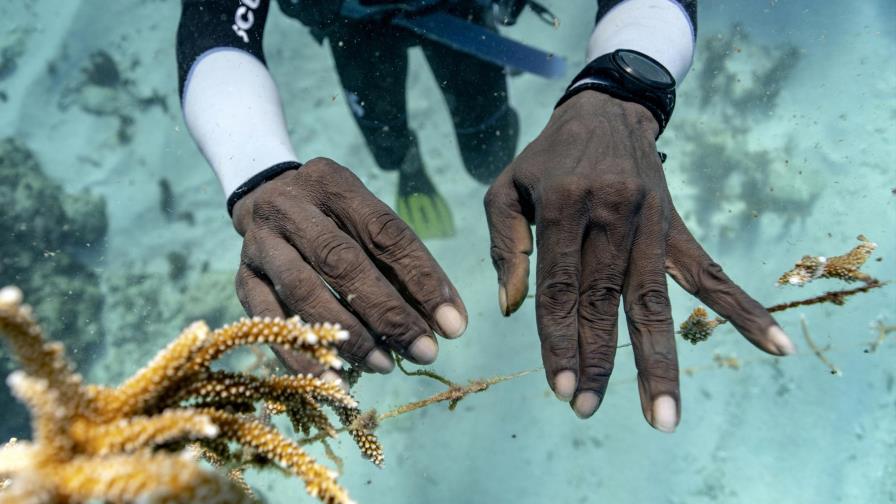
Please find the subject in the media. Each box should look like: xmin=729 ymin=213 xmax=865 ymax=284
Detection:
xmin=397 ymin=190 xmax=455 ymax=240
xmin=394 ymin=142 xmax=455 ymax=239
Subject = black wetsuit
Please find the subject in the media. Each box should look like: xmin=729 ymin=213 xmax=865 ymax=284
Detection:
xmin=176 ymin=1 xmax=697 ymax=208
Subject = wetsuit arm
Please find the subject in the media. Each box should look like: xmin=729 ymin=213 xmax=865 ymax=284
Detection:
xmin=587 ymin=0 xmax=697 ymax=84
xmin=177 ymin=0 xmax=300 ymax=213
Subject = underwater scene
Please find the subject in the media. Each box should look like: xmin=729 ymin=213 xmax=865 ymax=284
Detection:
xmin=0 ymin=0 xmax=894 ymax=502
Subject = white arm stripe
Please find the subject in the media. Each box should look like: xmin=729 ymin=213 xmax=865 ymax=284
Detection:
xmin=182 ymin=48 xmax=298 ymax=198
xmin=586 ymin=0 xmax=695 ymax=84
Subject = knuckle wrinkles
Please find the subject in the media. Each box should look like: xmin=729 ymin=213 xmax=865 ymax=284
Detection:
xmin=544 ymin=337 xmax=577 ymax=362
xmin=581 ymin=359 xmax=614 ymax=383
xmin=581 ymin=342 xmax=616 ymax=373
xmin=644 ymin=353 xmax=679 ymax=382
xmin=366 ymin=211 xmax=416 ymax=262
xmin=315 ymin=233 xmax=365 ymax=281
xmin=625 ymin=284 xmax=671 ymax=321
xmin=537 ymin=267 xmax=579 ymax=316
xmin=579 ymin=270 xmax=625 ymax=319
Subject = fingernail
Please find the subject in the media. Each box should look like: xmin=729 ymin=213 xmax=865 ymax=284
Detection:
xmin=435 ymin=304 xmax=466 ymax=339
xmin=365 ymin=348 xmax=395 ymax=374
xmin=573 ymin=391 xmax=601 ymax=419
xmin=498 ymin=286 xmax=508 ymax=316
xmin=767 ymin=325 xmax=796 ymax=355
xmin=652 ymin=395 xmax=678 ymax=433
xmin=320 ymin=370 xmax=349 ymax=392
xmin=553 ymin=370 xmax=576 ymax=401
xmin=409 ymin=336 xmax=439 ymax=364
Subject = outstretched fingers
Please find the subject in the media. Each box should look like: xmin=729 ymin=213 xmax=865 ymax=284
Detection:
xmin=665 ymin=209 xmax=795 ymax=356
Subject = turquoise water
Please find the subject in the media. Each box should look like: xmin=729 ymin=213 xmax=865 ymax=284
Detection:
xmin=1 ymin=1 xmax=894 ymax=503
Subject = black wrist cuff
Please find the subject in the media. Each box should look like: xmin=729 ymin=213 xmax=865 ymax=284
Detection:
xmin=226 ymin=161 xmax=303 ymax=216
xmin=555 ymin=50 xmax=676 ymax=137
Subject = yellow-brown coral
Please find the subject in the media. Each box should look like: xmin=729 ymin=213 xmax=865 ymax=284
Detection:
xmin=778 ymin=235 xmax=877 ymax=286
xmin=0 ymin=285 xmax=382 ymax=504
xmin=678 ymin=307 xmax=722 ymax=345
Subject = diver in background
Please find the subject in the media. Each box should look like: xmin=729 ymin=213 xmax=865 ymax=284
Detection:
xmin=177 ymin=0 xmax=795 ymax=431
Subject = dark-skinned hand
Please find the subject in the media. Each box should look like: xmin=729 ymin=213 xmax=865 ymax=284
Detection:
xmin=232 ymin=158 xmax=468 ymax=378
xmin=484 ymin=91 xmax=795 ymax=431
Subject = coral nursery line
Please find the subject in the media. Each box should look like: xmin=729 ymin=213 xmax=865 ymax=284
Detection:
xmin=302 ymin=237 xmax=893 ymax=445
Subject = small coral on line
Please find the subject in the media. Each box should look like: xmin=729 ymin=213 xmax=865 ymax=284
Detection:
xmin=678 ymin=307 xmax=722 ymax=345
xmin=778 ymin=235 xmax=877 ymax=286
xmin=679 ymin=235 xmax=884 ymax=345
xmin=0 ymin=285 xmax=382 ymax=504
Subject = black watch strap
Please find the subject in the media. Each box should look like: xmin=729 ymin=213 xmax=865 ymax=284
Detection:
xmin=555 ymin=50 xmax=676 ymax=137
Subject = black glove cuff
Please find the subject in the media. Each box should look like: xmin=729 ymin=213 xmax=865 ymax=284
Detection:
xmin=226 ymin=161 xmax=303 ymax=216
xmin=555 ymin=50 xmax=676 ymax=137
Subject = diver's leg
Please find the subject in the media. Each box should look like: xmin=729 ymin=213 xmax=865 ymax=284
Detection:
xmin=330 ymin=24 xmax=454 ymax=238
xmin=420 ymin=13 xmax=520 ymax=185
xmin=330 ymin=23 xmax=414 ymax=171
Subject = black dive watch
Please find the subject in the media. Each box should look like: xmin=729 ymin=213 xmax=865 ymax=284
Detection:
xmin=556 ymin=49 xmax=676 ymax=137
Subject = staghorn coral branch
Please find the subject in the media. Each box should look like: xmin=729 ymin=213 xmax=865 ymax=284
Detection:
xmin=5 ymin=372 xmax=74 ymax=457
xmin=0 ymin=286 xmax=367 ymax=504
xmin=53 ymin=451 xmax=250 ymax=504
xmin=0 ymin=287 xmax=87 ymax=413
xmin=90 ymin=321 xmax=213 ymax=420
xmin=173 ymin=371 xmax=358 ymax=412
xmin=200 ymin=409 xmax=354 ymax=504
xmin=336 ymin=408 xmax=383 ymax=468
xmin=184 ymin=318 xmax=348 ymax=377
xmin=69 ymin=409 xmax=219 ymax=456
xmin=288 ymin=396 xmax=338 ymax=438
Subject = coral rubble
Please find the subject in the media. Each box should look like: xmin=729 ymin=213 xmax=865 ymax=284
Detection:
xmin=0 ymin=285 xmax=381 ymax=503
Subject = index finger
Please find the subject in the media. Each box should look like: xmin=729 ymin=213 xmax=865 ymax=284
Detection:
xmin=665 ymin=209 xmax=795 ymax=355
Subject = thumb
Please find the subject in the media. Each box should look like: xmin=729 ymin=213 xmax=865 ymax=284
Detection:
xmin=483 ymin=170 xmax=532 ymax=316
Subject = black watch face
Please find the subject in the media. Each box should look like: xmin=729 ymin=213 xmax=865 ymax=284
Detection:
xmin=615 ymin=50 xmax=675 ymax=89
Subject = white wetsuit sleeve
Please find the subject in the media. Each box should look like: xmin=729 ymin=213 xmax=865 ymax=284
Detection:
xmin=177 ymin=0 xmax=300 ymax=210
xmin=586 ymin=0 xmax=697 ymax=84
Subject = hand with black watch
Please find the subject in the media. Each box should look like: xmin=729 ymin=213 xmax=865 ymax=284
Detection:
xmin=483 ymin=49 xmax=795 ymax=431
